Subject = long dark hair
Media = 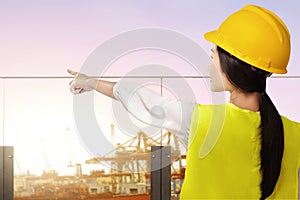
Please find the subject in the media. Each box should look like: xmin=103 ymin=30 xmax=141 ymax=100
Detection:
xmin=217 ymin=46 xmax=284 ymax=199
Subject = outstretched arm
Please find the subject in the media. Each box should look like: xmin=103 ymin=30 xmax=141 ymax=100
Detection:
xmin=67 ymin=69 xmax=195 ymax=147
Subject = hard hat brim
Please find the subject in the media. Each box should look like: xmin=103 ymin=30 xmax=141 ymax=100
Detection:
xmin=204 ymin=31 xmax=218 ymax=46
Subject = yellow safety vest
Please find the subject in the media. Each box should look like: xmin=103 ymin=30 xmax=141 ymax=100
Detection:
xmin=180 ymin=103 xmax=300 ymax=199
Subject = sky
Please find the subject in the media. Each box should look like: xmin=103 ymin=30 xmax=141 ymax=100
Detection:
xmin=1 ymin=0 xmax=300 ymax=175
xmin=1 ymin=0 xmax=300 ymax=75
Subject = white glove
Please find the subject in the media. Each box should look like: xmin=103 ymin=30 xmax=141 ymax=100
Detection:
xmin=67 ymin=69 xmax=96 ymax=94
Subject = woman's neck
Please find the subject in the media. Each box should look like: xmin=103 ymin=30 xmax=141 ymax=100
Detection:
xmin=229 ymin=89 xmax=260 ymax=112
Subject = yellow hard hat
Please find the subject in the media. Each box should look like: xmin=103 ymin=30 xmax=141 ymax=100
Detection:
xmin=204 ymin=5 xmax=291 ymax=74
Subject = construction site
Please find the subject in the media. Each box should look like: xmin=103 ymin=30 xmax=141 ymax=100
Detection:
xmin=13 ymin=125 xmax=186 ymax=200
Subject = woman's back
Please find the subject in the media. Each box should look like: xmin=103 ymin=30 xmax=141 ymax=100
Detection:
xmin=180 ymin=103 xmax=300 ymax=199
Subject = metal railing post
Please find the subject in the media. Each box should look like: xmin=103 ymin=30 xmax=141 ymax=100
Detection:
xmin=0 ymin=146 xmax=14 ymax=200
xmin=151 ymin=146 xmax=171 ymax=200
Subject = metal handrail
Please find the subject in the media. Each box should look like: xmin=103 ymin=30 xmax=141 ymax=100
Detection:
xmin=1 ymin=75 xmax=300 ymax=79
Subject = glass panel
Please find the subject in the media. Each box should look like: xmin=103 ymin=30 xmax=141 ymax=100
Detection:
xmin=5 ymin=78 xmax=156 ymax=199
xmin=4 ymin=79 xmax=83 ymax=176
xmin=3 ymin=77 xmax=299 ymax=199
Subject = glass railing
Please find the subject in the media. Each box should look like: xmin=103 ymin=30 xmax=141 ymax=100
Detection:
xmin=1 ymin=76 xmax=300 ymax=200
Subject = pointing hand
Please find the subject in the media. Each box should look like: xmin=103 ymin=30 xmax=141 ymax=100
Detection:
xmin=67 ymin=69 xmax=96 ymax=94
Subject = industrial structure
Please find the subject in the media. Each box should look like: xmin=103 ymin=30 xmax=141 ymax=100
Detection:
xmin=13 ymin=125 xmax=186 ymax=199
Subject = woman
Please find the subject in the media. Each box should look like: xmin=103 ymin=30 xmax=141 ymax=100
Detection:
xmin=68 ymin=5 xmax=300 ymax=199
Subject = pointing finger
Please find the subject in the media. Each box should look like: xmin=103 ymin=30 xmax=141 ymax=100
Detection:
xmin=67 ymin=69 xmax=78 ymax=76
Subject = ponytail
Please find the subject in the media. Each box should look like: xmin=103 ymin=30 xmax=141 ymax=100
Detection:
xmin=217 ymin=46 xmax=284 ymax=199
xmin=259 ymin=92 xmax=284 ymax=199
